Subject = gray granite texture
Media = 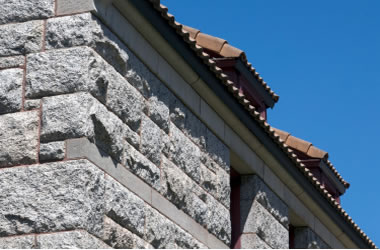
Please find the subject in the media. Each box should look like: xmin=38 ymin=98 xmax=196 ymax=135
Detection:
xmin=0 ymin=68 xmax=23 ymax=114
xmin=0 ymin=0 xmax=54 ymax=24
xmin=294 ymin=227 xmax=330 ymax=249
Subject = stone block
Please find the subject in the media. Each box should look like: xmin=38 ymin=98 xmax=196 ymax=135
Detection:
xmin=205 ymin=128 xmax=230 ymax=172
xmin=36 ymin=230 xmax=111 ymax=249
xmin=39 ymin=141 xmax=66 ymax=162
xmin=0 ymin=111 xmax=39 ymax=167
xmin=41 ymin=92 xmax=139 ymax=164
xmin=144 ymin=207 xmax=205 ymax=249
xmin=27 ymin=47 xmax=145 ymax=131
xmin=204 ymin=193 xmax=231 ymax=246
xmin=46 ymin=13 xmax=129 ymax=76
xmin=294 ymin=227 xmax=330 ymax=249
xmin=0 ymin=21 xmax=43 ymax=56
xmin=0 ymin=0 xmax=54 ymax=25
xmin=0 ymin=160 xmax=105 ymax=237
xmin=170 ymin=97 xmax=207 ymax=149
xmin=0 ymin=235 xmax=35 ymax=249
xmin=125 ymin=144 xmax=160 ymax=190
xmin=140 ymin=115 xmax=164 ymax=166
xmin=240 ymin=201 xmax=288 ymax=249
xmin=0 ymin=56 xmax=25 ymax=69
xmin=0 ymin=68 xmax=23 ymax=114
xmin=241 ymin=175 xmax=289 ymax=228
xmin=24 ymin=99 xmax=41 ymax=111
xmin=105 ymin=175 xmax=146 ymax=237
xmin=166 ymin=123 xmax=201 ymax=184
xmin=240 ymin=233 xmax=271 ymax=249
xmin=102 ymin=217 xmax=152 ymax=249
xmin=200 ymin=99 xmax=225 ymax=140
xmin=148 ymin=81 xmax=173 ymax=133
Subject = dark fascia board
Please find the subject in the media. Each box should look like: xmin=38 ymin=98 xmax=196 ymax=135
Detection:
xmin=128 ymin=0 xmax=369 ymax=248
xmin=319 ymin=160 xmax=346 ymax=195
xmin=234 ymin=59 xmax=276 ymax=108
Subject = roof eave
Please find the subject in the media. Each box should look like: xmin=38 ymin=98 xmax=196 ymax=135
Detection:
xmin=234 ymin=58 xmax=276 ymax=108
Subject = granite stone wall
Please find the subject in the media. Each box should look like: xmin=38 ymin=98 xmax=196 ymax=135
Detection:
xmin=240 ymin=175 xmax=289 ymax=249
xmin=0 ymin=1 xmax=230 ymax=248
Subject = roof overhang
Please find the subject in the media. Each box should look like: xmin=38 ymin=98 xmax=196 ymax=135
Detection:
xmin=83 ymin=0 xmax=375 ymax=247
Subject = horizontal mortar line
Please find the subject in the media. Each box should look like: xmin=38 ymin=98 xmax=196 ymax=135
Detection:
xmin=65 ymin=137 xmax=228 ymax=249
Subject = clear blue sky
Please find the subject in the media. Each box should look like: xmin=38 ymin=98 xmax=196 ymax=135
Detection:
xmin=162 ymin=0 xmax=380 ymax=245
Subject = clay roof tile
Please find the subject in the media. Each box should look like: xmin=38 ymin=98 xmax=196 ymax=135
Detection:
xmin=286 ymin=135 xmax=312 ymax=154
xmin=182 ymin=25 xmax=200 ymax=39
xmin=220 ymin=43 xmax=245 ymax=58
xmin=195 ymin=32 xmax=227 ymax=53
xmin=308 ymin=145 xmax=329 ymax=160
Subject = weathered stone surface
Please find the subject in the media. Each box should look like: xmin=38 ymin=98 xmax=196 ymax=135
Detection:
xmin=27 ymin=47 xmax=145 ymax=131
xmin=41 ymin=93 xmax=96 ymax=142
xmin=240 ymin=233 xmax=271 ymax=249
xmin=170 ymin=98 xmax=207 ymax=149
xmin=105 ymin=176 xmax=146 ymax=237
xmin=241 ymin=175 xmax=289 ymax=228
xmin=46 ymin=13 xmax=129 ymax=76
xmin=0 ymin=111 xmax=39 ymax=167
xmin=36 ymin=230 xmax=111 ymax=249
xmin=241 ymin=201 xmax=288 ymax=249
xmin=0 ymin=235 xmax=35 ymax=249
xmin=0 ymin=21 xmax=43 ymax=56
xmin=294 ymin=227 xmax=330 ymax=249
xmin=39 ymin=141 xmax=66 ymax=162
xmin=166 ymin=123 xmax=201 ymax=184
xmin=205 ymin=128 xmax=230 ymax=171
xmin=0 ymin=0 xmax=54 ymax=24
xmin=41 ymin=92 xmax=139 ymax=163
xmin=216 ymin=167 xmax=230 ymax=209
xmin=148 ymin=80 xmax=173 ymax=133
xmin=144 ymin=207 xmax=205 ymax=249
xmin=0 ymin=160 xmax=105 ymax=237
xmin=0 ymin=56 xmax=25 ymax=69
xmin=204 ymin=192 xmax=231 ymax=245
xmin=103 ymin=217 xmax=152 ymax=249
xmin=125 ymin=144 xmax=160 ymax=190
xmin=126 ymin=49 xmax=156 ymax=99
xmin=140 ymin=116 xmax=164 ymax=166
xmin=106 ymin=72 xmax=145 ymax=131
xmin=24 ymin=99 xmax=41 ymax=110
xmin=0 ymin=68 xmax=23 ymax=114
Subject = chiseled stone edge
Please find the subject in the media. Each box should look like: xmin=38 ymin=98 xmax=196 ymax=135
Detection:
xmin=66 ymin=137 xmax=229 ymax=249
xmin=56 ymin=0 xmax=112 ymax=16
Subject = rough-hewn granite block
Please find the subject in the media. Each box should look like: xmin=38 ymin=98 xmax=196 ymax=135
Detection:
xmin=240 ymin=233 xmax=271 ymax=249
xmin=166 ymin=123 xmax=201 ymax=184
xmin=36 ymin=231 xmax=111 ymax=249
xmin=46 ymin=13 xmax=129 ymax=76
xmin=0 ymin=21 xmax=43 ymax=56
xmin=104 ymin=175 xmax=146 ymax=237
xmin=27 ymin=47 xmax=145 ymax=131
xmin=0 ymin=235 xmax=35 ymax=249
xmin=102 ymin=217 xmax=153 ymax=249
xmin=39 ymin=141 xmax=66 ymax=162
xmin=144 ymin=206 xmax=206 ymax=249
xmin=241 ymin=201 xmax=288 ymax=249
xmin=0 ymin=56 xmax=25 ymax=69
xmin=0 ymin=0 xmax=54 ymax=24
xmin=0 ymin=111 xmax=39 ymax=167
xmin=140 ymin=115 xmax=164 ymax=166
xmin=0 ymin=160 xmax=105 ymax=237
xmin=241 ymin=175 xmax=289 ymax=228
xmin=0 ymin=68 xmax=23 ymax=114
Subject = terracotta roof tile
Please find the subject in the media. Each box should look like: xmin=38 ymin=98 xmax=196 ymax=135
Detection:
xmin=182 ymin=25 xmax=279 ymax=103
xmin=286 ymin=135 xmax=312 ymax=153
xmin=148 ymin=1 xmax=375 ymax=247
xmin=220 ymin=43 xmax=245 ymax=58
